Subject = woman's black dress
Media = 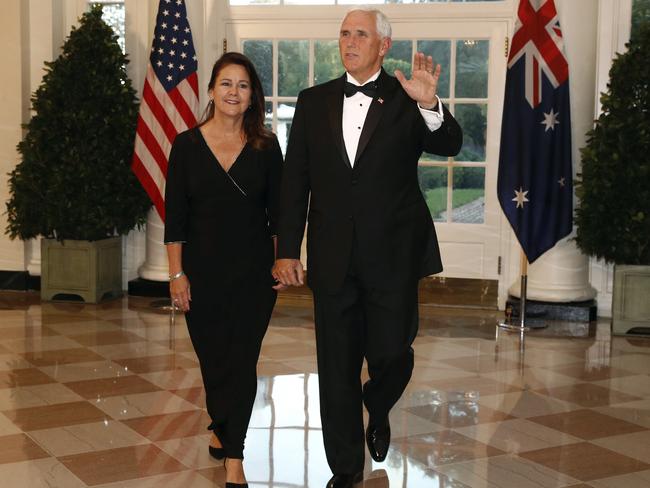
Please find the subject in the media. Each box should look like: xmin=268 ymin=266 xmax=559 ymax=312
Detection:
xmin=164 ymin=127 xmax=283 ymax=459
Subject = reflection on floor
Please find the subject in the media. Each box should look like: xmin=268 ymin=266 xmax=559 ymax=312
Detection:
xmin=0 ymin=291 xmax=649 ymax=487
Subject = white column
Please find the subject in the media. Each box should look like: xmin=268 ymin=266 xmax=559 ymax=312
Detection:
xmin=23 ymin=0 xmax=63 ymax=277
xmin=137 ymin=209 xmax=169 ymax=281
xmin=508 ymin=0 xmax=598 ymax=303
xmin=122 ymin=0 xmax=153 ymax=287
xmin=25 ymin=239 xmax=41 ymax=276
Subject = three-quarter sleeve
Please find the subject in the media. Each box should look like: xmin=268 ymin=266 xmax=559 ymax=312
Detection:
xmin=265 ymin=136 xmax=284 ymax=236
xmin=164 ymin=136 xmax=189 ymax=244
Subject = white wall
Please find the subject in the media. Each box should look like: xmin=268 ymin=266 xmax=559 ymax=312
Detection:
xmin=0 ymin=1 xmax=29 ymax=272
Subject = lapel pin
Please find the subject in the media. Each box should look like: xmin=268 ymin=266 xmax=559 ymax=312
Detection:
xmin=377 ymin=97 xmax=384 ymax=104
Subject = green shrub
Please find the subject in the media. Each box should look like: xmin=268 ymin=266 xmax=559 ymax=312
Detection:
xmin=5 ymin=5 xmax=150 ymax=241
xmin=574 ymin=22 xmax=650 ymax=265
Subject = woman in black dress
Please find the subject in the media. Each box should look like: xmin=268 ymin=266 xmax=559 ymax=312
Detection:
xmin=164 ymin=52 xmax=283 ymax=487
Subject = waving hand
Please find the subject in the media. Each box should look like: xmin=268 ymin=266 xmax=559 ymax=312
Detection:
xmin=394 ymin=52 xmax=440 ymax=110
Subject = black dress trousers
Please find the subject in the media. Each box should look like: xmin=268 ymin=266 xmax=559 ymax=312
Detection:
xmin=185 ymin=272 xmax=276 ymax=459
xmin=312 ymin=236 xmax=418 ymax=474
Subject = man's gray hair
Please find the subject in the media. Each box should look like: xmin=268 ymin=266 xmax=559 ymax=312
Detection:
xmin=344 ymin=7 xmax=392 ymax=39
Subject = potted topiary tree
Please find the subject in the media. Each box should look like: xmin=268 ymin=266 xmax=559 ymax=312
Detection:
xmin=5 ymin=5 xmax=150 ymax=303
xmin=574 ymin=22 xmax=650 ymax=335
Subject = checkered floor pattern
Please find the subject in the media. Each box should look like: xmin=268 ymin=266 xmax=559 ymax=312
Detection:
xmin=0 ymin=292 xmax=649 ymax=487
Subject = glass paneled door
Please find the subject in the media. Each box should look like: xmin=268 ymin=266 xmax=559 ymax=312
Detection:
xmin=226 ymin=19 xmax=507 ymax=280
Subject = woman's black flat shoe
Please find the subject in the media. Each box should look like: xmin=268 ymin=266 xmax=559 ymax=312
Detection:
xmin=208 ymin=445 xmax=225 ymax=460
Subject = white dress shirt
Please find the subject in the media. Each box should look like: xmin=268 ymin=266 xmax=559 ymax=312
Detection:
xmin=342 ymin=69 xmax=445 ymax=166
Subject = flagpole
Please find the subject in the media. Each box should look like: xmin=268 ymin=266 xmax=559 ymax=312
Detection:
xmin=519 ymin=250 xmax=528 ymax=329
xmin=499 ymin=247 xmax=548 ymax=331
xmin=498 ymin=248 xmax=531 ymax=332
xmin=495 ymin=249 xmax=529 ymax=378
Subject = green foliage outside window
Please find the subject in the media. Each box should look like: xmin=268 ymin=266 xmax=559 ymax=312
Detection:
xmin=5 ymin=5 xmax=150 ymax=242
xmin=243 ymin=38 xmax=486 ymax=102
xmin=419 ymin=166 xmax=484 ymax=190
xmin=279 ymin=40 xmax=309 ymax=96
xmin=315 ymin=41 xmax=342 ymax=85
xmin=455 ymin=104 xmax=487 ymax=161
xmin=243 ymin=41 xmax=273 ymax=95
xmin=455 ymin=40 xmax=488 ymax=98
xmin=574 ymin=22 xmax=650 ymax=265
xmin=242 ymin=37 xmax=488 ymax=223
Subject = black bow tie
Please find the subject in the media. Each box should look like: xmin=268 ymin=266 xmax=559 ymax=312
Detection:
xmin=344 ymin=80 xmax=378 ymax=98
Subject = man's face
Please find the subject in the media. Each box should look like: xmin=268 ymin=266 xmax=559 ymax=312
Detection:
xmin=339 ymin=11 xmax=390 ymax=83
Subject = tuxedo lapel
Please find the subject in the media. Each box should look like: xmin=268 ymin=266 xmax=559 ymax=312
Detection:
xmin=326 ymin=75 xmax=352 ymax=169
xmin=354 ymin=69 xmax=395 ymax=166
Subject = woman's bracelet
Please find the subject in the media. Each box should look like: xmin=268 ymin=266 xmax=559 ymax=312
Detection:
xmin=169 ymin=270 xmax=185 ymax=281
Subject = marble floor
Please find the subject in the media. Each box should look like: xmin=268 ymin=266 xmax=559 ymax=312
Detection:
xmin=0 ymin=291 xmax=649 ymax=487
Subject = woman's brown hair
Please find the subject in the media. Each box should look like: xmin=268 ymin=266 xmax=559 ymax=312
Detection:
xmin=199 ymin=52 xmax=273 ymax=150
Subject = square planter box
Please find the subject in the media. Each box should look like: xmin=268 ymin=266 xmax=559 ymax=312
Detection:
xmin=612 ymin=264 xmax=650 ymax=335
xmin=41 ymin=237 xmax=122 ymax=303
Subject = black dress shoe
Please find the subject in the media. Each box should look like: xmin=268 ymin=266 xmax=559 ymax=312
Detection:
xmin=366 ymin=417 xmax=391 ymax=462
xmin=208 ymin=445 xmax=225 ymax=460
xmin=326 ymin=471 xmax=363 ymax=488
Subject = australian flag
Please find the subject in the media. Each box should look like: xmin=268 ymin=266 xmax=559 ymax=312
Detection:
xmin=497 ymin=0 xmax=573 ymax=263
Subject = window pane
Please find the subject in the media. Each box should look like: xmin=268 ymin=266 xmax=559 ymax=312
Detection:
xmin=417 ymin=40 xmax=450 ymax=98
xmin=338 ymin=0 xmax=385 ymax=4
xmin=279 ymin=40 xmax=309 ymax=97
xmin=456 ymin=39 xmax=489 ymax=98
xmin=338 ymin=0 xmax=503 ymax=4
xmin=90 ymin=1 xmax=125 ymax=52
xmin=314 ymin=40 xmax=341 ymax=85
xmin=286 ymin=0 xmax=334 ymax=4
xmin=265 ymin=101 xmax=273 ymax=130
xmin=421 ymin=152 xmax=448 ymax=163
xmin=230 ymin=0 xmax=279 ymax=5
xmin=418 ymin=166 xmax=448 ymax=222
xmin=455 ymin=103 xmax=487 ymax=161
xmin=277 ymin=102 xmax=296 ymax=154
xmin=231 ymin=0 xmax=503 ymax=3
xmin=243 ymin=40 xmax=273 ymax=97
xmin=451 ymin=167 xmax=485 ymax=223
xmin=385 ymin=40 xmax=412 ymax=79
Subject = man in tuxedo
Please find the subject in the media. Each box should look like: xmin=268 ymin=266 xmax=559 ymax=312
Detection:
xmin=273 ymin=7 xmax=462 ymax=488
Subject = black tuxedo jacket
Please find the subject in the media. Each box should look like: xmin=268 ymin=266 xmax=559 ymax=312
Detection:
xmin=277 ymin=69 xmax=463 ymax=293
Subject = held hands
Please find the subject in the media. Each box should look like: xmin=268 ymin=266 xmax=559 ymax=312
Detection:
xmin=272 ymin=276 xmax=289 ymax=291
xmin=272 ymin=258 xmax=304 ymax=288
xmin=394 ymin=52 xmax=440 ymax=110
xmin=170 ymin=275 xmax=191 ymax=312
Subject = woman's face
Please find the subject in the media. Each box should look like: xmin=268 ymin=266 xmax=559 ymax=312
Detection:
xmin=209 ymin=63 xmax=252 ymax=119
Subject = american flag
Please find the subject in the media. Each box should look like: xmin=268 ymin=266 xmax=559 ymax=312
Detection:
xmin=131 ymin=0 xmax=200 ymax=221
xmin=497 ymin=0 xmax=573 ymax=263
